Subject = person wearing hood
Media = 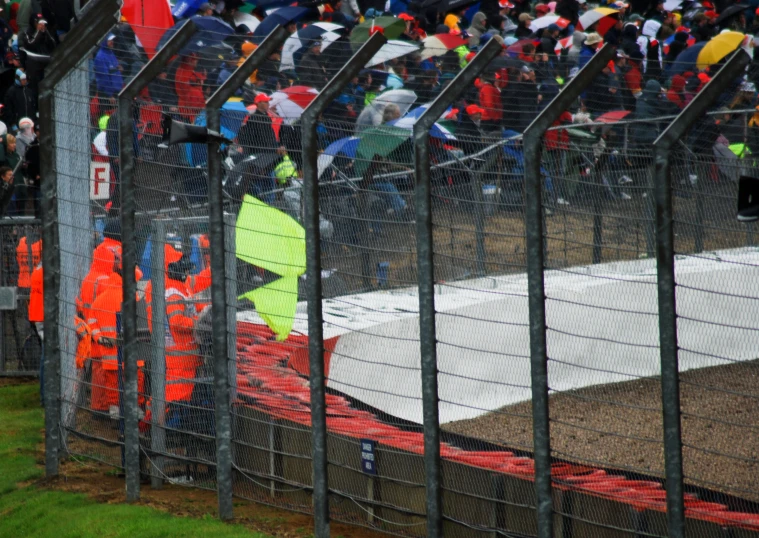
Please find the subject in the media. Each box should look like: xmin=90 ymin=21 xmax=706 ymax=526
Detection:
xmin=16 ymin=117 xmax=35 ymax=159
xmin=4 ymin=70 xmax=36 ymax=129
xmin=174 ymin=52 xmax=206 ymax=120
xmin=620 ymin=22 xmax=639 ymax=56
xmin=666 ymin=74 xmax=687 ymax=109
xmin=630 ymin=79 xmax=679 ymax=146
xmin=19 ymin=14 xmax=55 ymax=56
xmin=467 ymin=12 xmax=488 ymax=47
xmin=298 ymin=38 xmax=329 ymax=90
xmin=93 ymin=34 xmax=123 ymax=97
xmin=568 ymin=30 xmax=586 ymax=66
xmin=480 ymin=0 xmax=505 ymax=29
xmin=638 ymin=19 xmax=662 ymax=80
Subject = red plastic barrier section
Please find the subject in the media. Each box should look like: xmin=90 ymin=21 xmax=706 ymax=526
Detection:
xmin=234 ymin=322 xmax=759 ymax=531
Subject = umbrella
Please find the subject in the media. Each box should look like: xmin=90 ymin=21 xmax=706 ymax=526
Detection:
xmin=351 ymin=17 xmax=407 ymax=46
xmin=420 ymin=33 xmax=468 ymax=60
xmin=530 ymin=15 xmax=570 ymax=32
xmin=280 ymin=25 xmax=342 ymax=71
xmin=317 ymin=136 xmax=360 ymax=178
xmin=391 ymin=104 xmax=456 ymax=139
xmin=355 ymin=125 xmax=412 ymax=175
xmin=122 ymin=0 xmax=174 ymax=57
xmin=366 ymin=40 xmax=419 ymax=67
xmin=714 ymin=4 xmax=749 ymax=26
xmin=554 ymin=35 xmax=573 ymax=54
xmin=372 ymin=89 xmax=418 ymax=117
xmin=662 ymin=0 xmax=682 ymax=10
xmin=172 ymin=0 xmax=204 ymax=19
xmin=696 ymin=31 xmax=745 ymax=69
xmin=269 ymin=86 xmax=320 ymax=122
xmin=595 ymin=110 xmax=631 ymax=124
xmin=577 ymin=7 xmax=619 ymax=31
xmin=233 ymin=12 xmax=261 ymax=33
xmin=507 ymin=38 xmax=537 ymax=58
xmin=671 ymin=41 xmax=707 ymax=74
xmin=157 ymin=16 xmax=235 ymax=54
xmin=254 ymin=7 xmax=310 ymax=37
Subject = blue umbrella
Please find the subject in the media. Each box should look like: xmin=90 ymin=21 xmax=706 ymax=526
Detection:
xmin=254 ymin=7 xmax=310 ymax=37
xmin=670 ymin=41 xmax=707 ymax=75
xmin=158 ymin=16 xmax=235 ymax=54
xmin=317 ymin=136 xmax=360 ymax=178
xmin=172 ymin=0 xmax=204 ymax=19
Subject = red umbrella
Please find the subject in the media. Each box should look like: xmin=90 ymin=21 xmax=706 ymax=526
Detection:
xmin=596 ymin=110 xmax=631 ymax=123
xmin=122 ymin=0 xmax=175 ymax=57
xmin=507 ymin=38 xmax=538 ymax=57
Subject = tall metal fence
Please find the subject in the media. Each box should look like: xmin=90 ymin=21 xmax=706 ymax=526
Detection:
xmin=36 ymin=1 xmax=759 ymax=536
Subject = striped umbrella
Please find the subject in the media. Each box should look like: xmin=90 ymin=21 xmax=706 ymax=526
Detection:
xmin=269 ymin=86 xmax=320 ymax=123
xmin=420 ymin=33 xmax=468 ymax=60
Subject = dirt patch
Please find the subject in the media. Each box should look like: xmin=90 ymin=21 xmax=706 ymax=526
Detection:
xmin=44 ymin=458 xmax=385 ymax=538
xmin=444 ymin=359 xmax=759 ymax=504
xmin=0 ymin=376 xmax=38 ymax=388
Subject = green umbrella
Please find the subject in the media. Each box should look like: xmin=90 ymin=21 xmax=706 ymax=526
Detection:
xmin=351 ymin=17 xmax=406 ymax=47
xmin=355 ymin=125 xmax=412 ymax=176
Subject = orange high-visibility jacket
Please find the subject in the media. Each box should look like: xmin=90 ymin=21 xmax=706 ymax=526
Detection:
xmin=186 ymin=266 xmax=211 ymax=312
xmin=17 ymin=238 xmax=41 ymax=289
xmin=28 ymin=264 xmax=43 ymax=323
xmin=88 ymin=272 xmax=145 ymax=412
xmin=74 ymin=315 xmax=92 ymax=370
xmin=165 ymin=278 xmax=201 ymax=403
xmin=144 ymin=243 xmax=183 ymax=330
xmin=76 ymin=246 xmax=116 ymax=317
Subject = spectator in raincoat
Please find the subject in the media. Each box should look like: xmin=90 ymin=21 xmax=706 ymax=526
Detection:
xmin=93 ymin=34 xmax=123 ymax=97
xmin=175 ymin=53 xmax=207 ymax=120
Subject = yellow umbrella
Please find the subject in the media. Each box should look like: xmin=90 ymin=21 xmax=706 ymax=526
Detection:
xmin=696 ymin=31 xmax=745 ymax=70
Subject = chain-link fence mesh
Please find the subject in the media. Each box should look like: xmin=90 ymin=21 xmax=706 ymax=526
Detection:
xmin=37 ymin=15 xmax=759 ymax=537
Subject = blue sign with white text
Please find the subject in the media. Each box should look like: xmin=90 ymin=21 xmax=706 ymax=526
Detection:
xmin=360 ymin=439 xmax=377 ymax=475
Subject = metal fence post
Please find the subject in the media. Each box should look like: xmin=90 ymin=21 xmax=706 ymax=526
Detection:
xmin=651 ymin=49 xmax=751 ymax=538
xmin=150 ymin=219 xmax=167 ymax=490
xmin=205 ymin=25 xmax=289 ymax=522
xmin=118 ymin=20 xmax=197 ymax=502
xmin=301 ymin=32 xmax=387 ymax=538
xmin=522 ymin=44 xmax=617 ymax=538
xmin=38 ymin=0 xmax=119 ymax=478
xmin=413 ymin=37 xmax=502 ymax=538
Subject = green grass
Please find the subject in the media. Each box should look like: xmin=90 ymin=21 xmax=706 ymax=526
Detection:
xmin=0 ymin=383 xmax=271 ymax=538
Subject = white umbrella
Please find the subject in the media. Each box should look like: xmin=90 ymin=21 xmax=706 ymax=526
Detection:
xmin=233 ymin=12 xmax=260 ymax=32
xmin=371 ymin=89 xmax=418 ymax=118
xmin=663 ymin=0 xmax=683 ymax=11
xmin=365 ymin=40 xmax=419 ymax=67
xmin=280 ymin=30 xmax=341 ymax=72
xmin=530 ymin=14 xmax=570 ymax=31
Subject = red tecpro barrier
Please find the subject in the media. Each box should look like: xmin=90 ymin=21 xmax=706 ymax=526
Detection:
xmin=233 ymin=322 xmax=759 ymax=531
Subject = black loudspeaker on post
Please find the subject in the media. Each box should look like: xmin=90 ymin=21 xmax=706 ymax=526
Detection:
xmin=158 ymin=114 xmax=230 ymax=148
